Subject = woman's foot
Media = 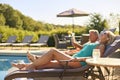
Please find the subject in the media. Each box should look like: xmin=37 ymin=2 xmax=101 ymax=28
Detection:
xmin=27 ymin=51 xmax=36 ymax=62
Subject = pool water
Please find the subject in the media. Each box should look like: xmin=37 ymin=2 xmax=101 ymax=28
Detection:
xmin=0 ymin=71 xmax=7 ymax=80
xmin=0 ymin=55 xmax=29 ymax=80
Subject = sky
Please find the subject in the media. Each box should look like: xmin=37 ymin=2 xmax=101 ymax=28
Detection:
xmin=0 ymin=0 xmax=120 ymax=26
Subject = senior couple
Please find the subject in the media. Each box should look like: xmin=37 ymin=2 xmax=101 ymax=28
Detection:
xmin=12 ymin=30 xmax=116 ymax=70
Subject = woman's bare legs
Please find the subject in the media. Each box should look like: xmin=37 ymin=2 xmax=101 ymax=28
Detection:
xmin=13 ymin=48 xmax=81 ymax=70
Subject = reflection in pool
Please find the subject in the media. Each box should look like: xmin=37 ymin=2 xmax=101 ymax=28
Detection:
xmin=0 ymin=54 xmax=29 ymax=80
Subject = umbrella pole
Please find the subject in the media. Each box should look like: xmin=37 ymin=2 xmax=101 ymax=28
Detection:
xmin=72 ymin=17 xmax=74 ymax=32
xmin=119 ymin=22 xmax=120 ymax=35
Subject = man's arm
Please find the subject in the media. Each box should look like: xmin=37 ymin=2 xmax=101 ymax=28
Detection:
xmin=71 ymin=37 xmax=83 ymax=49
xmin=72 ymin=41 xmax=83 ymax=49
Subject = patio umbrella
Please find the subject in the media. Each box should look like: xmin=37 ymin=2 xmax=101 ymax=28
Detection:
xmin=57 ymin=8 xmax=89 ymax=32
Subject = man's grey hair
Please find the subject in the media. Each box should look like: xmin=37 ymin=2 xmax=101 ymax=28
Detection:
xmin=89 ymin=29 xmax=99 ymax=36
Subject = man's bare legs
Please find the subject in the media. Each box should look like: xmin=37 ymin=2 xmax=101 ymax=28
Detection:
xmin=13 ymin=48 xmax=82 ymax=70
xmin=27 ymin=50 xmax=79 ymax=62
xmin=26 ymin=37 xmax=82 ymax=61
xmin=27 ymin=48 xmax=80 ymax=62
xmin=27 ymin=52 xmax=40 ymax=62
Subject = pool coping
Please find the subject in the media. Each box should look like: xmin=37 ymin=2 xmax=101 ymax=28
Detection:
xmin=0 ymin=49 xmax=48 ymax=56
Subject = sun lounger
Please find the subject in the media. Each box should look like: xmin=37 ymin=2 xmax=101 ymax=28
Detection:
xmin=12 ymin=35 xmax=33 ymax=49
xmin=0 ymin=35 xmax=17 ymax=48
xmin=4 ymin=35 xmax=120 ymax=80
xmin=29 ymin=35 xmax=49 ymax=49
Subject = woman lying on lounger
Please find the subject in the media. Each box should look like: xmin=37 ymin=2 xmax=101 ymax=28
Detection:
xmin=12 ymin=31 xmax=116 ymax=70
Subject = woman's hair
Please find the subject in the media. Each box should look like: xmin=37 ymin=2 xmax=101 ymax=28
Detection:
xmin=106 ymin=31 xmax=116 ymax=45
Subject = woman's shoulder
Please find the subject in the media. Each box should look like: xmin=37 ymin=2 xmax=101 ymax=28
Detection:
xmin=98 ymin=44 xmax=105 ymax=48
xmin=100 ymin=44 xmax=105 ymax=47
xmin=95 ymin=43 xmax=105 ymax=49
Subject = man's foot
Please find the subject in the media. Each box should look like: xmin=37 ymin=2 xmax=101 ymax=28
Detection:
xmin=27 ymin=51 xmax=36 ymax=62
xmin=26 ymin=64 xmax=35 ymax=70
xmin=12 ymin=63 xmax=25 ymax=70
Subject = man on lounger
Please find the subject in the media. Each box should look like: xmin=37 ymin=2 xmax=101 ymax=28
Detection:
xmin=27 ymin=29 xmax=99 ymax=62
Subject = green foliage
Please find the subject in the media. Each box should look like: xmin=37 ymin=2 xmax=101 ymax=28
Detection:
xmin=0 ymin=13 xmax=5 ymax=26
xmin=86 ymin=13 xmax=108 ymax=33
xmin=0 ymin=25 xmax=86 ymax=46
xmin=0 ymin=26 xmax=38 ymax=42
xmin=0 ymin=4 xmax=42 ymax=31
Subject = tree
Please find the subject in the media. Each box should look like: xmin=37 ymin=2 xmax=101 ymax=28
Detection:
xmin=0 ymin=13 xmax=6 ymax=25
xmin=7 ymin=11 xmax=23 ymax=29
xmin=107 ymin=13 xmax=120 ymax=34
xmin=86 ymin=13 xmax=107 ymax=32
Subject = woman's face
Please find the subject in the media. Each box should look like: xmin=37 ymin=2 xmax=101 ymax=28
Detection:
xmin=99 ymin=32 xmax=109 ymax=43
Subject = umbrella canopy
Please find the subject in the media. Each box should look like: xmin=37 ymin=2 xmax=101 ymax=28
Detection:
xmin=57 ymin=8 xmax=89 ymax=32
xmin=57 ymin=8 xmax=89 ymax=17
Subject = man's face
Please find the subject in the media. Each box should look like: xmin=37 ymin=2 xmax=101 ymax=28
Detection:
xmin=89 ymin=32 xmax=98 ymax=42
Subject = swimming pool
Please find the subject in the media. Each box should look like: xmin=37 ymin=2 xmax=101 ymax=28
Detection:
xmin=0 ymin=49 xmax=47 ymax=80
xmin=0 ymin=54 xmax=29 ymax=80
